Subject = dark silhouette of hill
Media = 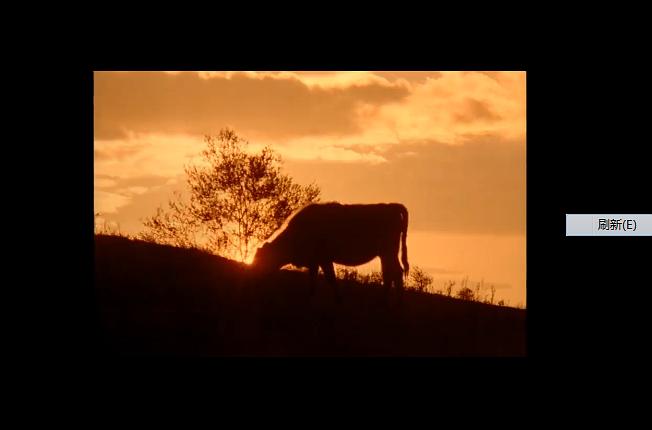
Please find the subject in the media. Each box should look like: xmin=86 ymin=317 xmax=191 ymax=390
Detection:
xmin=95 ymin=235 xmax=526 ymax=356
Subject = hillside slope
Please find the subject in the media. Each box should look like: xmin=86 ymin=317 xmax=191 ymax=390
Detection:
xmin=94 ymin=235 xmax=526 ymax=356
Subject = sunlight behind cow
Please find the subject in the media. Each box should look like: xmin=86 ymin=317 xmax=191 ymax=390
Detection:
xmin=252 ymin=202 xmax=409 ymax=292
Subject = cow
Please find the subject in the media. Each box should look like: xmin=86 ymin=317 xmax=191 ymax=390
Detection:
xmin=251 ymin=202 xmax=409 ymax=295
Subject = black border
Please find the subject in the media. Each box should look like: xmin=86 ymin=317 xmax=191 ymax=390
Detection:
xmin=56 ymin=56 xmax=649 ymax=389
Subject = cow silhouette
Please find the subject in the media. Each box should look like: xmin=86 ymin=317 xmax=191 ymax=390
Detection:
xmin=252 ymin=202 xmax=409 ymax=294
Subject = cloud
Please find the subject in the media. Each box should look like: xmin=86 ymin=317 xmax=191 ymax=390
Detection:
xmin=94 ymin=138 xmax=147 ymax=161
xmin=198 ymin=71 xmax=409 ymax=90
xmin=278 ymin=143 xmax=387 ymax=164
xmin=94 ymin=71 xmax=525 ymax=167
xmin=94 ymin=72 xmax=410 ymax=141
xmin=283 ymin=137 xmax=525 ymax=235
xmin=96 ymin=136 xmax=525 ymax=237
xmin=454 ymin=98 xmax=502 ymax=123
xmin=246 ymin=136 xmax=388 ymax=164
xmin=95 ymin=177 xmax=118 ymax=188
xmin=94 ymin=190 xmax=131 ymax=214
xmin=372 ymin=71 xmax=443 ymax=87
xmin=94 ymin=133 xmax=205 ymax=179
xmin=95 ymin=176 xmax=191 ymax=235
xmin=94 ymin=71 xmax=526 ymax=236
xmin=94 ymin=167 xmax=186 ymax=217
xmin=356 ymin=71 xmax=526 ymax=145
xmin=95 ymin=130 xmax=394 ymax=187
xmin=126 ymin=186 xmax=149 ymax=195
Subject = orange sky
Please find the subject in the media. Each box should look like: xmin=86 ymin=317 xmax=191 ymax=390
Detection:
xmin=94 ymin=71 xmax=526 ymax=306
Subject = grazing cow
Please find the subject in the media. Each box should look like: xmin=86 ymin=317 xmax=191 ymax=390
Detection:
xmin=252 ymin=202 xmax=409 ymax=293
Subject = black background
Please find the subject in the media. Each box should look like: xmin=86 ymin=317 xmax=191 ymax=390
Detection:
xmin=25 ymin=29 xmax=650 ymax=408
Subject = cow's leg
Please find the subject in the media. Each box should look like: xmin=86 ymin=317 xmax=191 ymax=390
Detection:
xmin=380 ymin=256 xmax=393 ymax=290
xmin=381 ymin=255 xmax=404 ymax=291
xmin=321 ymin=262 xmax=336 ymax=284
xmin=392 ymin=255 xmax=404 ymax=291
xmin=308 ymin=264 xmax=319 ymax=296
xmin=320 ymin=262 xmax=341 ymax=302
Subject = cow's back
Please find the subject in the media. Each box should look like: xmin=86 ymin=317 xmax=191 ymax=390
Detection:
xmin=283 ymin=203 xmax=404 ymax=265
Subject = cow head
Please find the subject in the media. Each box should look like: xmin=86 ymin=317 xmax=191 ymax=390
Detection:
xmin=251 ymin=242 xmax=284 ymax=275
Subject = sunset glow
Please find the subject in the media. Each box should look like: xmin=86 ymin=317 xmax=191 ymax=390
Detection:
xmin=94 ymin=71 xmax=526 ymax=306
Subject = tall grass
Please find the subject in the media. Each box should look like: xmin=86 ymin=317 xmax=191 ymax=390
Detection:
xmin=335 ymin=265 xmax=518 ymax=308
xmin=95 ymin=213 xmax=131 ymax=238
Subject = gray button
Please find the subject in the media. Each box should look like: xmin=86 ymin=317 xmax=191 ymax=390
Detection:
xmin=566 ymin=214 xmax=652 ymax=236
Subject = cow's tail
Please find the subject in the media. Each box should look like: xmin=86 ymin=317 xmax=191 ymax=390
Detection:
xmin=398 ymin=204 xmax=409 ymax=279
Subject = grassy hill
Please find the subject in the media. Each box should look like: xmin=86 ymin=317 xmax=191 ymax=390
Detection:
xmin=94 ymin=235 xmax=526 ymax=356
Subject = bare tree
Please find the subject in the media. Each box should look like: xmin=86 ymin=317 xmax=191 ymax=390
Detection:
xmin=140 ymin=128 xmax=320 ymax=261
xmin=139 ymin=191 xmax=202 ymax=249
